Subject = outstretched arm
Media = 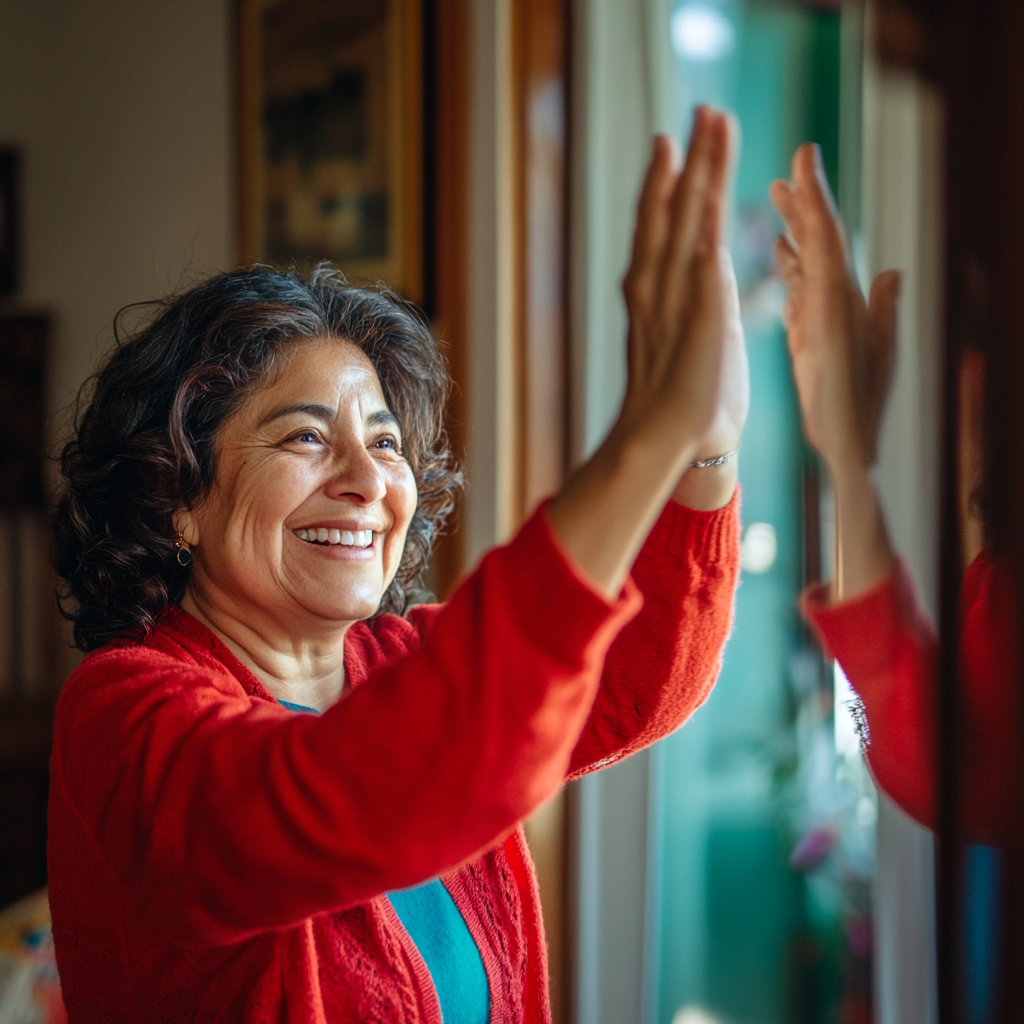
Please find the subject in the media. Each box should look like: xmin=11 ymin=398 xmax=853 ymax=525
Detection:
xmin=568 ymin=493 xmax=740 ymax=778
xmin=549 ymin=108 xmax=740 ymax=596
xmin=770 ymin=144 xmax=941 ymax=826
xmin=562 ymin=121 xmax=747 ymax=775
xmin=769 ymin=143 xmax=899 ymax=603
xmin=53 ymin=111 xmax=747 ymax=948
xmin=772 ymin=152 xmax=1016 ymax=843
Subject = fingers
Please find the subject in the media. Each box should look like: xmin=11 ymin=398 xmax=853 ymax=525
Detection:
xmin=867 ymin=269 xmax=901 ymax=359
xmin=792 ymin=143 xmax=838 ymax=216
xmin=791 ymin=143 xmax=847 ymax=257
xmin=861 ymin=269 xmax=901 ymax=459
xmin=719 ymin=245 xmax=740 ymax=308
xmin=676 ymin=233 xmax=728 ymax=440
xmin=774 ymin=234 xmax=802 ymax=287
xmin=622 ymin=109 xmax=731 ymax=409
xmin=771 ymin=144 xmax=847 ymax=265
xmin=769 ymin=179 xmax=801 ymax=240
xmin=696 ymin=114 xmax=739 ymax=258
xmin=782 ymin=298 xmax=797 ymax=335
xmin=659 ymin=108 xmax=727 ymax=312
xmin=775 ymin=235 xmax=804 ymax=350
xmin=624 ymin=135 xmax=680 ymax=307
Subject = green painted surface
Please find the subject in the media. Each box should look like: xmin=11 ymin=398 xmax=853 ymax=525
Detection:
xmin=654 ymin=4 xmax=845 ymax=1023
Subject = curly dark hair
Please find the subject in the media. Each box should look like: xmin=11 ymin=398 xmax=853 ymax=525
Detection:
xmin=54 ymin=264 xmax=462 ymax=652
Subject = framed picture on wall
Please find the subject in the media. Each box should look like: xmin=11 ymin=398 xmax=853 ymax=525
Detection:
xmin=0 ymin=149 xmax=19 ymax=298
xmin=239 ymin=0 xmax=424 ymax=304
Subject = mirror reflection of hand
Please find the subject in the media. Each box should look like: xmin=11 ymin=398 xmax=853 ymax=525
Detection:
xmin=769 ymin=143 xmax=900 ymax=478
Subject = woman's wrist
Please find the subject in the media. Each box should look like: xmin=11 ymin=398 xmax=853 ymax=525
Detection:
xmin=824 ymin=456 xmax=895 ymax=602
xmin=826 ymin=452 xmax=875 ymax=502
xmin=549 ymin=419 xmax=701 ymax=598
xmin=672 ymin=460 xmax=738 ymax=510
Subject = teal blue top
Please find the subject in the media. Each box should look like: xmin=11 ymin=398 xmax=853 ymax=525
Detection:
xmin=278 ymin=700 xmax=491 ymax=1024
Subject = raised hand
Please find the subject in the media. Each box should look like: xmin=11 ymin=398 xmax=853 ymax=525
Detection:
xmin=620 ymin=110 xmax=737 ymax=458
xmin=769 ymin=143 xmax=897 ymax=600
xmin=695 ymin=246 xmax=748 ymax=455
xmin=671 ymin=244 xmax=748 ymax=510
xmin=548 ymin=107 xmax=740 ymax=597
xmin=769 ymin=143 xmax=900 ymax=475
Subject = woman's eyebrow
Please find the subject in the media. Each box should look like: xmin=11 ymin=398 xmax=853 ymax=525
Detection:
xmin=257 ymin=403 xmax=401 ymax=432
xmin=366 ymin=409 xmax=401 ymax=432
xmin=258 ymin=402 xmax=337 ymax=427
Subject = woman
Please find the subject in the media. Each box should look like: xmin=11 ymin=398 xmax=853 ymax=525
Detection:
xmin=769 ymin=142 xmax=1016 ymax=845
xmin=48 ymin=108 xmax=746 ymax=1022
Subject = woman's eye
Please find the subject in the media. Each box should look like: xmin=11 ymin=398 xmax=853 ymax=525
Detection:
xmin=373 ymin=436 xmax=400 ymax=452
xmin=292 ymin=431 xmax=321 ymax=445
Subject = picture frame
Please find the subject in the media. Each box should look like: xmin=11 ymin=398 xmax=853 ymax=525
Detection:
xmin=0 ymin=150 xmax=19 ymax=298
xmin=238 ymin=0 xmax=424 ymax=305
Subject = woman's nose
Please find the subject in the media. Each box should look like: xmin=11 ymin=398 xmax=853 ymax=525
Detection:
xmin=325 ymin=443 xmax=388 ymax=505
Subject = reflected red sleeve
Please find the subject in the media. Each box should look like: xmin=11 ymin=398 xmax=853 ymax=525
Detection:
xmin=802 ymin=553 xmax=1017 ymax=843
xmin=802 ymin=560 xmax=938 ymax=829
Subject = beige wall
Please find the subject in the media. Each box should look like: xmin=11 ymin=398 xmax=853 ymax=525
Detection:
xmin=862 ymin=24 xmax=943 ymax=1024
xmin=0 ymin=0 xmax=233 ymax=418
xmin=0 ymin=0 xmax=233 ymax=690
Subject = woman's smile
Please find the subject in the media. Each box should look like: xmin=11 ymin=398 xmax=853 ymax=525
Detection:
xmin=291 ymin=524 xmax=378 ymax=557
xmin=178 ymin=337 xmax=418 ymax=633
xmin=50 ymin=133 xmax=746 ymax=1018
xmin=293 ymin=526 xmax=376 ymax=548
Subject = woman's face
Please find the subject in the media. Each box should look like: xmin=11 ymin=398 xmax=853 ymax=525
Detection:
xmin=180 ymin=338 xmax=418 ymax=631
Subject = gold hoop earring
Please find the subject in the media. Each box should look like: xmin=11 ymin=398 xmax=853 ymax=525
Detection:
xmin=175 ymin=531 xmax=192 ymax=567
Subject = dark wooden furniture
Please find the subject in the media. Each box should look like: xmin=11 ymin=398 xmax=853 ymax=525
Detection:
xmin=0 ymin=312 xmax=54 ymax=909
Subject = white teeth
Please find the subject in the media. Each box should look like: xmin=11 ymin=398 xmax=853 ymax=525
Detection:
xmin=295 ymin=527 xmax=374 ymax=546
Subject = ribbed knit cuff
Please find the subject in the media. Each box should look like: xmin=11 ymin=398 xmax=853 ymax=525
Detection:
xmin=499 ymin=503 xmax=643 ymax=666
xmin=801 ymin=557 xmax=928 ymax=680
xmin=632 ymin=485 xmax=741 ymax=582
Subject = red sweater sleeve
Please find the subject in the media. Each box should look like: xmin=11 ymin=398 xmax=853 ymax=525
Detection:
xmin=52 ymin=506 xmax=640 ymax=947
xmin=801 ymin=553 xmax=1017 ymax=842
xmin=567 ymin=489 xmax=741 ymax=778
xmin=802 ymin=559 xmax=938 ymax=829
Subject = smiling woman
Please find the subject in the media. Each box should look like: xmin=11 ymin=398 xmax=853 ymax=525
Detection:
xmin=47 ymin=110 xmax=745 ymax=1023
xmin=175 ymin=339 xmax=422 ymax=711
xmin=55 ymin=269 xmax=456 ymax=653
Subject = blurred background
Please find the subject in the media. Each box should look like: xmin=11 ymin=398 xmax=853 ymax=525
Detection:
xmin=0 ymin=1 xmax=945 ymax=1022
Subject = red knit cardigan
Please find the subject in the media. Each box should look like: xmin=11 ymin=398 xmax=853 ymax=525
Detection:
xmin=803 ymin=550 xmax=1018 ymax=845
xmin=48 ymin=497 xmax=739 ymax=1022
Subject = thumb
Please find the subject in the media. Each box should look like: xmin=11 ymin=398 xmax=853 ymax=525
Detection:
xmin=867 ymin=270 xmax=900 ymax=355
xmin=863 ymin=270 xmax=901 ymax=459
xmin=718 ymin=245 xmax=741 ymax=323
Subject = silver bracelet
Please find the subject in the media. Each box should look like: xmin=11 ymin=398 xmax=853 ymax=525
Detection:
xmin=690 ymin=447 xmax=739 ymax=469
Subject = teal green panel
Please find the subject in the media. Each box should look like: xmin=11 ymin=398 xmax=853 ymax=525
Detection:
xmin=655 ymin=3 xmax=845 ymax=1024
xmin=806 ymin=13 xmax=842 ymax=196
xmin=733 ymin=5 xmax=814 ymax=204
xmin=704 ymin=826 xmax=803 ymax=1023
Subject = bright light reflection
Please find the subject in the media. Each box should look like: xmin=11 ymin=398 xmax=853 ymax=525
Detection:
xmin=670 ymin=4 xmax=736 ymax=62
xmin=834 ymin=663 xmax=862 ymax=759
xmin=740 ymin=521 xmax=777 ymax=574
xmin=673 ymin=1007 xmax=723 ymax=1024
